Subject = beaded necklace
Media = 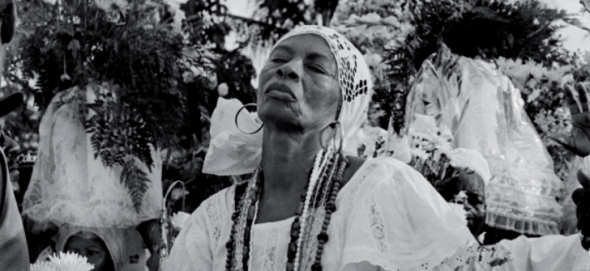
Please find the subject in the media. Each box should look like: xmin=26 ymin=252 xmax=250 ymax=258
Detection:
xmin=225 ymin=150 xmax=349 ymax=271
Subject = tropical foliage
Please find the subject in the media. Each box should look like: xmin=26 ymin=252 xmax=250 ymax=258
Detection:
xmin=332 ymin=0 xmax=576 ymax=133
xmin=4 ymin=0 xmax=216 ymax=210
xmin=3 ymin=0 xmax=589 ymax=213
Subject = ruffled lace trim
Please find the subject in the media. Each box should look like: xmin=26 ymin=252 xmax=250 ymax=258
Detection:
xmin=262 ymin=229 xmax=278 ymax=271
xmin=205 ymin=199 xmax=221 ymax=241
xmin=486 ymin=162 xmax=562 ymax=198
xmin=486 ymin=208 xmax=559 ymax=236
xmin=365 ymin=193 xmax=387 ymax=253
xmin=485 ymin=170 xmax=563 ymax=236
xmin=342 ymin=163 xmax=377 ymax=219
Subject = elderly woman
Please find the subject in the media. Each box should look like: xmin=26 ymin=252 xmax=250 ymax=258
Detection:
xmin=166 ymin=25 xmax=590 ymax=271
xmin=165 ymin=25 xmax=475 ymax=271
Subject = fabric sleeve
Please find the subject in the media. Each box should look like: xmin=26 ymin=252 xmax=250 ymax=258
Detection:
xmin=164 ymin=200 xmax=214 ymax=271
xmin=340 ymin=158 xmax=476 ymax=271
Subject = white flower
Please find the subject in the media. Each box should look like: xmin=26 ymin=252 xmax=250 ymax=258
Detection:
xmin=50 ymin=252 xmax=94 ymax=271
xmin=449 ymin=202 xmax=468 ymax=225
xmin=358 ymin=13 xmax=382 ymax=24
xmin=43 ymin=0 xmax=58 ymax=5
xmin=60 ymin=73 xmax=71 ymax=82
xmin=172 ymin=211 xmax=190 ymax=230
xmin=164 ymin=0 xmax=188 ymax=33
xmin=201 ymin=11 xmax=213 ymax=28
xmin=31 ymin=261 xmax=58 ymax=271
xmin=363 ymin=53 xmax=382 ymax=68
xmin=217 ymin=83 xmax=229 ymax=97
xmin=170 ymin=187 xmax=189 ymax=201
xmin=31 ymin=252 xmax=93 ymax=271
xmin=94 ymin=0 xmax=129 ymax=12
xmin=182 ymin=71 xmax=194 ymax=83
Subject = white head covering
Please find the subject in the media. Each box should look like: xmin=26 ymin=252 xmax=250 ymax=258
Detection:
xmin=204 ymin=25 xmax=373 ymax=175
xmin=56 ymin=224 xmax=126 ymax=271
xmin=22 ymin=84 xmax=163 ymax=231
xmin=446 ymin=148 xmax=491 ymax=186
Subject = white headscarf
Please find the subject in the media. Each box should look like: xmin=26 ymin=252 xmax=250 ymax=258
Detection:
xmin=446 ymin=148 xmax=491 ymax=186
xmin=56 ymin=224 xmax=127 ymax=271
xmin=204 ymin=25 xmax=373 ymax=175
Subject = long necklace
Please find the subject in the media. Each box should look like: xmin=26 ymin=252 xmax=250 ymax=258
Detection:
xmin=225 ymin=150 xmax=349 ymax=271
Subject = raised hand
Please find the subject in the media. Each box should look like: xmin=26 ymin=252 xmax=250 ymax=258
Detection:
xmin=573 ymin=169 xmax=590 ymax=250
xmin=549 ymin=83 xmax=590 ymax=157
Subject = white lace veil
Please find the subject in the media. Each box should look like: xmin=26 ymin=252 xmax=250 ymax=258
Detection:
xmin=22 ymin=83 xmax=163 ymax=231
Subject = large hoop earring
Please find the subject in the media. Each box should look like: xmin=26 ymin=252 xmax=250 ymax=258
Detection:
xmin=235 ymin=103 xmax=264 ymax=134
xmin=319 ymin=122 xmax=344 ymax=153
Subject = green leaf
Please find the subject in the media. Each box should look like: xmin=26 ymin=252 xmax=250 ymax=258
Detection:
xmin=120 ymin=159 xmax=151 ymax=213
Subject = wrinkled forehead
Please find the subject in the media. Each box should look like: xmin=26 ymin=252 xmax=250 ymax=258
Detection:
xmin=274 ymin=25 xmax=371 ymax=103
xmin=272 ymin=34 xmax=337 ymax=71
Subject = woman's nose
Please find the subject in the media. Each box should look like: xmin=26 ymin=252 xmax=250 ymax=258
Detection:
xmin=276 ymin=61 xmax=301 ymax=81
xmin=463 ymin=202 xmax=474 ymax=212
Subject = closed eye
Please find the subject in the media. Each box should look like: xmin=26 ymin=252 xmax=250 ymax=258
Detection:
xmin=271 ymin=58 xmax=287 ymax=63
xmin=86 ymin=249 xmax=101 ymax=257
xmin=307 ymin=65 xmax=325 ymax=74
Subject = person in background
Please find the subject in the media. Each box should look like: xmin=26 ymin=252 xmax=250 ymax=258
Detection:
xmin=431 ymin=148 xmax=490 ymax=240
xmin=22 ymin=86 xmax=161 ymax=271
xmin=551 ymin=83 xmax=590 ymax=249
xmin=356 ymin=101 xmax=388 ymax=158
xmin=0 ymin=1 xmax=29 ymax=268
xmin=0 ymin=92 xmax=29 ymax=271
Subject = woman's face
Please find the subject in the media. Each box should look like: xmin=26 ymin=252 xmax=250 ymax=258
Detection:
xmin=257 ymin=34 xmax=340 ymax=131
xmin=65 ymin=235 xmax=115 ymax=271
xmin=457 ymin=172 xmax=487 ymax=236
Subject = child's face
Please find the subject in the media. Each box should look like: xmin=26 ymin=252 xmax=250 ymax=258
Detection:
xmin=65 ymin=235 xmax=114 ymax=271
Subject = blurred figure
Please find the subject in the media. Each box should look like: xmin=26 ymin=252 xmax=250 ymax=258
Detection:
xmin=0 ymin=92 xmax=29 ymax=270
xmin=552 ymin=83 xmax=590 ymax=249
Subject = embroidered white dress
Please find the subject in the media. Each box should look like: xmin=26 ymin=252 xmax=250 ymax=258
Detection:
xmin=165 ymin=158 xmax=478 ymax=271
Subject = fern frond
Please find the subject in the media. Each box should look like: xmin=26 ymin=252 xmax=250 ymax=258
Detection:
xmin=120 ymin=159 xmax=151 ymax=213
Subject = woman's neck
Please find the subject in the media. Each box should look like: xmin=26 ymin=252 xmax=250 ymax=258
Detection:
xmin=260 ymin=127 xmax=323 ymax=196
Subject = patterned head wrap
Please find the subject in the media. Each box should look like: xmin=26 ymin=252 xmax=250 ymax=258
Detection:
xmin=203 ymin=25 xmax=372 ymax=175
xmin=274 ymin=25 xmax=373 ymax=149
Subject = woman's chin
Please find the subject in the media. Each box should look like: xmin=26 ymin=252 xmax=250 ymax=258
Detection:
xmin=259 ymin=104 xmax=300 ymax=124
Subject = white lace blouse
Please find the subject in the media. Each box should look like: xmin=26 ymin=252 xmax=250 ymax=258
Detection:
xmin=165 ymin=157 xmax=481 ymax=271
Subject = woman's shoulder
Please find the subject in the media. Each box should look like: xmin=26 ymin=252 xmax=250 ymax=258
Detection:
xmin=340 ymin=156 xmax=436 ymax=205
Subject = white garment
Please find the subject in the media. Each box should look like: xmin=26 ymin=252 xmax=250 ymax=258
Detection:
xmin=165 ymin=158 xmax=476 ymax=271
xmin=357 ymin=125 xmax=388 ymax=158
xmin=449 ymin=234 xmax=589 ymax=271
xmin=495 ymin=234 xmax=588 ymax=270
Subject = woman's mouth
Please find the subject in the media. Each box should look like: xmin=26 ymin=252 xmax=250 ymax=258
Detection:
xmin=266 ymin=90 xmax=297 ymax=102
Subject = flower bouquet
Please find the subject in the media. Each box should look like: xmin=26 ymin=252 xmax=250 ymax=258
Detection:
xmin=30 ymin=252 xmax=94 ymax=271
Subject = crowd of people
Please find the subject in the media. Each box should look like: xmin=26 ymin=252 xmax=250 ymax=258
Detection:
xmin=1 ymin=23 xmax=590 ymax=271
